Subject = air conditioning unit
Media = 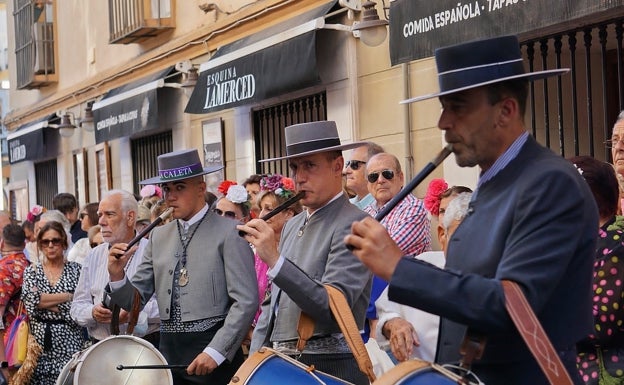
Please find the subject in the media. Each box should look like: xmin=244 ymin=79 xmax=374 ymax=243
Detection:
xmin=32 ymin=22 xmax=54 ymax=74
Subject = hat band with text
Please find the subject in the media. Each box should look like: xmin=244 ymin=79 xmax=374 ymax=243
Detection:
xmin=159 ymin=162 xmax=203 ymax=180
xmin=286 ymin=138 xmax=342 ymax=156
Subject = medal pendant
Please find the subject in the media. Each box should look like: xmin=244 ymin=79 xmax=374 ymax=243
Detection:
xmin=179 ymin=268 xmax=189 ymax=287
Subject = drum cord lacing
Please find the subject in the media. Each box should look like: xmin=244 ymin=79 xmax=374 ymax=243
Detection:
xmin=433 ymin=363 xmax=485 ymax=385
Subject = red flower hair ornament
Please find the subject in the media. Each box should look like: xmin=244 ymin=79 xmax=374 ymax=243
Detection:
xmin=423 ymin=178 xmax=448 ymax=217
xmin=218 ymin=180 xmax=237 ymax=195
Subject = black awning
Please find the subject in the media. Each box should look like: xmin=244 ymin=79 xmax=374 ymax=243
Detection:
xmin=7 ymin=115 xmax=58 ymax=164
xmin=92 ymin=67 xmax=174 ymax=144
xmin=185 ymin=2 xmax=336 ymax=114
xmin=390 ymin=0 xmax=624 ymax=65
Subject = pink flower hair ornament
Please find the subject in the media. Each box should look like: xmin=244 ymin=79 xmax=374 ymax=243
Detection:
xmin=260 ymin=174 xmax=296 ymax=198
xmin=27 ymin=205 xmax=47 ymax=223
xmin=423 ymin=178 xmax=448 ymax=217
xmin=140 ymin=184 xmax=162 ymax=199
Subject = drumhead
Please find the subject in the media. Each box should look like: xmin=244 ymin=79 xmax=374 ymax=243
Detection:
xmin=75 ymin=335 xmax=172 ymax=385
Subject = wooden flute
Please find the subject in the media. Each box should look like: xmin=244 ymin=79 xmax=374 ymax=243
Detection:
xmin=238 ymin=191 xmax=305 ymax=237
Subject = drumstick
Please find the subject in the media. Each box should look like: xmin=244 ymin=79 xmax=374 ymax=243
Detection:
xmin=116 ymin=364 xmax=188 ymax=370
xmin=111 ymin=207 xmax=174 ymax=259
xmin=238 ymin=191 xmax=305 ymax=237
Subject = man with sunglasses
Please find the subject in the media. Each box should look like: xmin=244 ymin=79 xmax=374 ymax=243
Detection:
xmin=362 ymin=153 xmax=430 ymax=342
xmin=345 ymin=36 xmax=597 ymax=384
xmin=345 ymin=143 xmax=384 ymax=210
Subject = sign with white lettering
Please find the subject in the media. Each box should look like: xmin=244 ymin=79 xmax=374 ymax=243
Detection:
xmin=7 ymin=125 xmax=57 ymax=165
xmin=93 ymin=89 xmax=158 ymax=144
xmin=390 ymin=0 xmax=624 ymax=65
xmin=185 ymin=31 xmax=320 ymax=114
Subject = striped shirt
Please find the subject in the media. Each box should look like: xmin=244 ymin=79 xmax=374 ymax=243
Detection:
xmin=70 ymin=238 xmax=159 ymax=341
xmin=364 ymin=193 xmax=431 ymax=258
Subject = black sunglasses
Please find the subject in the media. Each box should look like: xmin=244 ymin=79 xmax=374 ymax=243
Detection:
xmin=90 ymin=242 xmax=102 ymax=248
xmin=79 ymin=213 xmax=87 ymax=220
xmin=346 ymin=160 xmax=366 ymax=171
xmin=41 ymin=238 xmax=62 ymax=247
xmin=213 ymin=208 xmax=237 ymax=219
xmin=367 ymin=169 xmax=395 ymax=183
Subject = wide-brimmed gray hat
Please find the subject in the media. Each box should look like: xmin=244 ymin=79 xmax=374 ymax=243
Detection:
xmin=402 ymin=35 xmax=569 ymax=104
xmin=260 ymin=121 xmax=367 ymax=162
xmin=140 ymin=149 xmax=223 ymax=184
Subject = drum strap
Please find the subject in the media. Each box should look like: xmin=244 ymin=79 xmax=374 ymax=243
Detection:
xmin=110 ymin=288 xmax=142 ymax=336
xmin=296 ymin=284 xmax=376 ymax=382
xmin=501 ymin=280 xmax=573 ymax=385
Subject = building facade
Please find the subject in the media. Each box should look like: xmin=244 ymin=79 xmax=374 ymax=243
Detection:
xmin=3 ymin=0 xmax=624 ymax=221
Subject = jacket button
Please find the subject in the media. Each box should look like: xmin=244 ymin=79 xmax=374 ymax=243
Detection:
xmin=165 ymin=308 xmax=169 ymax=314
xmin=167 ymin=289 xmax=171 ymax=294
xmin=169 ymin=270 xmax=173 ymax=275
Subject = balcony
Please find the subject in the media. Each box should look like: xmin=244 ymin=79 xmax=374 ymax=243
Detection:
xmin=109 ymin=0 xmax=175 ymax=44
xmin=14 ymin=0 xmax=57 ymax=89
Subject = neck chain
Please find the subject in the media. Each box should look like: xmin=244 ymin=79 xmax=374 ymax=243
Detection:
xmin=175 ymin=210 xmax=208 ymax=286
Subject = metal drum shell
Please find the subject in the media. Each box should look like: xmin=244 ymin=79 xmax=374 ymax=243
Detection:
xmin=55 ymin=335 xmax=172 ymax=385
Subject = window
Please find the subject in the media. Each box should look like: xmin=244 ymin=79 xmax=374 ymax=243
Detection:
xmin=73 ymin=149 xmax=89 ymax=205
xmin=108 ymin=0 xmax=175 ymax=44
xmin=95 ymin=142 xmax=112 ymax=201
xmin=253 ymin=92 xmax=327 ymax=176
xmin=131 ymin=131 xmax=172 ymax=195
xmin=13 ymin=0 xmax=57 ymax=89
xmin=35 ymin=158 xmax=58 ymax=209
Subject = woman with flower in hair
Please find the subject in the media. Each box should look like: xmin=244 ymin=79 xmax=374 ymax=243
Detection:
xmin=24 ymin=205 xmax=47 ymax=263
xmin=424 ymin=179 xmax=472 ymax=231
xmin=139 ymin=184 xmax=163 ymax=209
xmin=213 ymin=181 xmax=252 ymax=223
xmin=242 ymin=174 xmax=302 ymax=348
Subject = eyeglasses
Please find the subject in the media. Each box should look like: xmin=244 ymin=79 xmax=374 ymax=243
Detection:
xmin=606 ymin=137 xmax=624 ymax=148
xmin=367 ymin=169 xmax=395 ymax=183
xmin=213 ymin=208 xmax=237 ymax=219
xmin=346 ymin=160 xmax=366 ymax=171
xmin=40 ymin=238 xmax=62 ymax=247
xmin=90 ymin=242 xmax=101 ymax=248
xmin=79 ymin=213 xmax=87 ymax=220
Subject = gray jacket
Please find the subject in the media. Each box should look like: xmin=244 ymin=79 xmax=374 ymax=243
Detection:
xmin=251 ymin=194 xmax=372 ymax=351
xmin=108 ymin=210 xmax=258 ymax=361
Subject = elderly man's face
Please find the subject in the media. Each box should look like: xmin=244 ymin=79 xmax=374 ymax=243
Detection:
xmin=612 ymin=120 xmax=624 ymax=179
xmin=366 ymin=154 xmax=404 ymax=207
xmin=98 ymin=194 xmax=134 ymax=244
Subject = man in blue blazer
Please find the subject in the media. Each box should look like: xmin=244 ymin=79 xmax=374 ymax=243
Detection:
xmin=346 ymin=35 xmax=598 ymax=385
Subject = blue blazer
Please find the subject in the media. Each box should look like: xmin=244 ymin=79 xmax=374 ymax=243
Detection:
xmin=388 ymin=137 xmax=597 ymax=385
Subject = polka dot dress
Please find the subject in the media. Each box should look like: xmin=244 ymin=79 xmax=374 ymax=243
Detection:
xmin=577 ymin=217 xmax=624 ymax=385
xmin=22 ymin=262 xmax=86 ymax=385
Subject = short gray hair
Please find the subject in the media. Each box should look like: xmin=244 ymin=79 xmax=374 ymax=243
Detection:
xmin=102 ymin=189 xmax=138 ymax=223
xmin=442 ymin=192 xmax=472 ymax=231
xmin=40 ymin=210 xmax=71 ymax=235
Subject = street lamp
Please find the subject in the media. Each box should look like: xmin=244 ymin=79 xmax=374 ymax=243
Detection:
xmin=351 ymin=1 xmax=388 ymax=47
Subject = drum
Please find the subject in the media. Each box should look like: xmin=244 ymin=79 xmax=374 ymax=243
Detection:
xmin=372 ymin=359 xmax=482 ymax=385
xmin=56 ymin=335 xmax=172 ymax=385
xmin=228 ymin=347 xmax=352 ymax=385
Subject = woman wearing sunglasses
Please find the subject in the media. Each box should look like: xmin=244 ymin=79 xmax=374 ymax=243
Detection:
xmin=213 ymin=182 xmax=251 ymax=223
xmin=21 ymin=221 xmax=85 ymax=385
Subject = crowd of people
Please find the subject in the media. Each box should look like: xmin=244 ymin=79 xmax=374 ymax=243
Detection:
xmin=0 ymin=34 xmax=621 ymax=385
